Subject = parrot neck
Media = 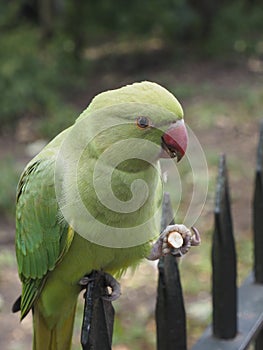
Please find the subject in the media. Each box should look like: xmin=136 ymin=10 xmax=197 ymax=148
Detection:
xmin=60 ymin=127 xmax=163 ymax=231
xmin=115 ymin=158 xmax=155 ymax=173
xmin=84 ymin=142 xmax=159 ymax=173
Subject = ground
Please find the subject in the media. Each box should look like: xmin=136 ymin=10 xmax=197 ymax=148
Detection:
xmin=0 ymin=58 xmax=262 ymax=349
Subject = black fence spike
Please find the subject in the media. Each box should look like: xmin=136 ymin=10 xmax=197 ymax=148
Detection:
xmin=212 ymin=154 xmax=237 ymax=339
xmin=156 ymin=192 xmax=187 ymax=350
xmin=81 ymin=271 xmax=115 ymax=350
xmin=253 ymin=121 xmax=263 ymax=284
xmin=253 ymin=121 xmax=263 ymax=350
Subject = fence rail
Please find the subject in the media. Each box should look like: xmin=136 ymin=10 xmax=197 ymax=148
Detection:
xmin=80 ymin=123 xmax=263 ymax=350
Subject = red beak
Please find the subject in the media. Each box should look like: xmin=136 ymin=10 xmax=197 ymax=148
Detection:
xmin=160 ymin=120 xmax=188 ymax=161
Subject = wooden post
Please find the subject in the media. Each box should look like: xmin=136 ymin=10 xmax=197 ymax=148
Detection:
xmin=212 ymin=154 xmax=237 ymax=339
xmin=156 ymin=193 xmax=187 ymax=350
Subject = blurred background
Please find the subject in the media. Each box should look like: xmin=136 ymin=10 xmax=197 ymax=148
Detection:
xmin=0 ymin=1 xmax=263 ymax=349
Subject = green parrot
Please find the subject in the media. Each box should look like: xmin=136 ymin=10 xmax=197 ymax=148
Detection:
xmin=13 ymin=81 xmax=199 ymax=350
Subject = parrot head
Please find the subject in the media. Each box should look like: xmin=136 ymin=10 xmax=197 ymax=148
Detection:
xmin=77 ymin=81 xmax=188 ymax=163
xmin=131 ymin=114 xmax=187 ymax=162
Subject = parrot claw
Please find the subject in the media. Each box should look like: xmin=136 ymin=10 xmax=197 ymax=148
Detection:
xmin=79 ymin=276 xmax=95 ymax=286
xmin=102 ymin=272 xmax=121 ymax=301
xmin=147 ymin=224 xmax=201 ymax=260
xmin=190 ymin=226 xmax=201 ymax=246
xmin=79 ymin=271 xmax=121 ymax=301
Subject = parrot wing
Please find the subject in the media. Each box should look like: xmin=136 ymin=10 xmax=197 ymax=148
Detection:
xmin=15 ymin=158 xmax=73 ymax=319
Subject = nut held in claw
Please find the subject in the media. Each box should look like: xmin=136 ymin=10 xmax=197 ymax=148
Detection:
xmin=167 ymin=231 xmax=184 ymax=248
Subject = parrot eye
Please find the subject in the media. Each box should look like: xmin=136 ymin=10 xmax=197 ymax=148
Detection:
xmin=136 ymin=116 xmax=150 ymax=129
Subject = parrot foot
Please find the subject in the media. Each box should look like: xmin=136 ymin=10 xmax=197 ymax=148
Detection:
xmin=147 ymin=225 xmax=201 ymax=260
xmin=102 ymin=272 xmax=121 ymax=301
xmin=79 ymin=271 xmax=121 ymax=301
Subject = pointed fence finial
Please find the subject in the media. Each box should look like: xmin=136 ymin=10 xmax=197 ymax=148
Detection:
xmin=253 ymin=122 xmax=263 ymax=284
xmin=212 ymin=154 xmax=237 ymax=339
xmin=156 ymin=193 xmax=187 ymax=350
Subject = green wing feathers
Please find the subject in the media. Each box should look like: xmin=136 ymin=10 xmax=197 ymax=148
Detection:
xmin=15 ymin=159 xmax=70 ymax=319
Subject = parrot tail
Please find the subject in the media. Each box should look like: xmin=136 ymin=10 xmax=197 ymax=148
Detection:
xmin=32 ymin=303 xmax=76 ymax=350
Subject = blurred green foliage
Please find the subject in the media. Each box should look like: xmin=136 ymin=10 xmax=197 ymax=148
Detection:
xmin=0 ymin=0 xmax=263 ymax=135
xmin=0 ymin=157 xmax=20 ymax=218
